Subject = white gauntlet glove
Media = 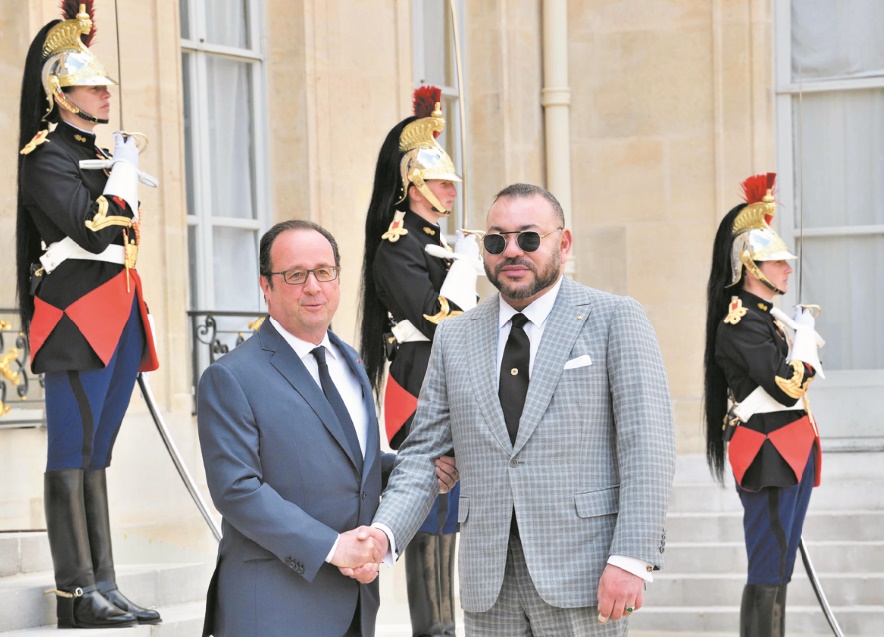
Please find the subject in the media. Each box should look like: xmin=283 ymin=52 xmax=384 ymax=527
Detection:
xmin=436 ymin=231 xmax=480 ymax=311
xmin=788 ymin=306 xmax=826 ymax=379
xmin=102 ymin=133 xmax=140 ymax=218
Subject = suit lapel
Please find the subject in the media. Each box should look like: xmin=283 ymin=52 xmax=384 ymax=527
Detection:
xmin=467 ymin=296 xmax=514 ymax=453
xmin=261 ymin=321 xmax=361 ymax=472
xmin=514 ymin=278 xmax=592 ymax=452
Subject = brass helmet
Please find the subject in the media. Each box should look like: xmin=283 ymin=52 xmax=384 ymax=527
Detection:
xmin=728 ymin=173 xmax=797 ymax=294
xmin=41 ymin=3 xmax=116 ymax=123
xmin=396 ymin=86 xmax=461 ymax=214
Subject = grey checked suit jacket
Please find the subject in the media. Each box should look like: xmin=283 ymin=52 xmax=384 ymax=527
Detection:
xmin=374 ymin=277 xmax=676 ymax=613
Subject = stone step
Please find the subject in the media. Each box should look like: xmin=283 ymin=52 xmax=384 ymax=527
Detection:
xmin=0 ymin=600 xmax=205 ymax=636
xmin=628 ymin=604 xmax=883 ymax=636
xmin=665 ymin=540 xmax=884 ymax=575
xmin=644 ymin=571 xmax=884 ymax=608
xmin=667 ymin=479 xmax=884 ymax=514
xmin=0 ymin=534 xmax=51 ymax=577
xmin=0 ymin=563 xmax=211 ymax=633
xmin=664 ymin=510 xmax=884 ymax=543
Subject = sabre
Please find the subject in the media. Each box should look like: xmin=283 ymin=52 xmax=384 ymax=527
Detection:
xmin=799 ymin=539 xmax=845 ymax=637
xmin=138 ymin=374 xmax=222 ymax=541
xmin=792 ymin=62 xmax=843 ymax=637
xmin=78 ymin=1 xmax=158 ymax=183
xmin=448 ymin=0 xmax=468 ymax=226
xmin=103 ymin=1 xmax=211 ymax=539
xmin=79 ymin=1 xmax=158 ymax=185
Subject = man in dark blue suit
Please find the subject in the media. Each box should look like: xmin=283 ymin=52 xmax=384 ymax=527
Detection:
xmin=197 ymin=220 xmax=456 ymax=636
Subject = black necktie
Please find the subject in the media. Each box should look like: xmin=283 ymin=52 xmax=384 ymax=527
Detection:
xmin=499 ymin=313 xmax=530 ymax=445
xmin=311 ymin=346 xmax=363 ymax=473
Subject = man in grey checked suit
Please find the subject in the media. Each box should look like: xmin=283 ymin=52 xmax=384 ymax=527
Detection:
xmin=365 ymin=183 xmax=677 ymax=635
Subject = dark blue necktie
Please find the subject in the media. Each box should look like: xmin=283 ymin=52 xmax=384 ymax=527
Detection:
xmin=311 ymin=346 xmax=363 ymax=473
xmin=499 ymin=313 xmax=530 ymax=445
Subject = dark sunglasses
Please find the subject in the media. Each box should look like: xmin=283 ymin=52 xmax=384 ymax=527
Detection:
xmin=482 ymin=228 xmax=563 ymax=255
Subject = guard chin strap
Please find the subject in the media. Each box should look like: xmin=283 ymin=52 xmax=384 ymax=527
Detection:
xmin=740 ymin=251 xmax=785 ymax=295
xmin=407 ymin=173 xmax=451 ymax=216
xmin=54 ymin=91 xmax=109 ymax=125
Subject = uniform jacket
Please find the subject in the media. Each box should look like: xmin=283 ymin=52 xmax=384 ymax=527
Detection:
xmin=373 ymin=210 xmax=461 ymax=448
xmin=19 ymin=120 xmax=157 ymax=373
xmin=715 ymin=290 xmax=820 ymax=491
xmin=373 ymin=277 xmax=676 ymax=612
xmin=197 ymin=320 xmax=394 ymax=637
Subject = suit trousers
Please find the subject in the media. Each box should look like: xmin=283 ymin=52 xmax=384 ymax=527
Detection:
xmin=464 ymin=533 xmax=628 ymax=636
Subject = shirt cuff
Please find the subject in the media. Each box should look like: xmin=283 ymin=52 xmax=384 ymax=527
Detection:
xmin=607 ymin=554 xmax=654 ymax=582
xmin=324 ymin=534 xmax=340 ymax=564
xmin=371 ymin=522 xmax=397 ymax=567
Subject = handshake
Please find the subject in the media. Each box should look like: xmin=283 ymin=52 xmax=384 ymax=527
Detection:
xmin=331 ymin=526 xmax=390 ymax=584
xmin=330 ymin=454 xmax=458 ymax=584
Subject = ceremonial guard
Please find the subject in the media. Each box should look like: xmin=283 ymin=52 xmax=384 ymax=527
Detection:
xmin=16 ymin=2 xmax=159 ymax=629
xmin=359 ymin=87 xmax=479 ymax=636
xmin=704 ymin=174 xmax=825 ymax=637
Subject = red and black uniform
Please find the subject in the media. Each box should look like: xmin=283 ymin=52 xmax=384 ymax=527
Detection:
xmin=715 ymin=289 xmax=819 ymax=584
xmin=21 ymin=120 xmax=157 ymax=470
xmin=16 ymin=9 xmax=162 ymax=627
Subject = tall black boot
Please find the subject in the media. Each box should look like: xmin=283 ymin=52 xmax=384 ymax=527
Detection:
xmin=83 ymin=469 xmax=162 ymax=625
xmin=774 ymin=585 xmax=787 ymax=636
xmin=405 ymin=532 xmax=444 ymax=637
xmin=44 ymin=469 xmax=137 ymax=629
xmin=437 ymin=533 xmax=457 ymax=637
xmin=739 ymin=584 xmax=786 ymax=637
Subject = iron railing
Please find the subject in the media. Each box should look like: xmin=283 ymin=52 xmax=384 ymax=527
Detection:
xmin=187 ymin=310 xmax=263 ymax=413
xmin=0 ymin=308 xmax=45 ymax=429
xmin=0 ymin=309 xmax=264 ymax=424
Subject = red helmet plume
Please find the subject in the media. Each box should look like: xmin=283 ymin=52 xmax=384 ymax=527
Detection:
xmin=740 ymin=172 xmax=776 ymax=205
xmin=413 ymin=85 xmax=442 ymax=122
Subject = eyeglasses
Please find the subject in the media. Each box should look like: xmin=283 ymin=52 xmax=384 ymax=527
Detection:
xmin=482 ymin=228 xmax=563 ymax=255
xmin=265 ymin=267 xmax=339 ymax=285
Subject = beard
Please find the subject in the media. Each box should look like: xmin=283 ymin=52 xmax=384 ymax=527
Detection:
xmin=485 ymin=250 xmax=562 ymax=302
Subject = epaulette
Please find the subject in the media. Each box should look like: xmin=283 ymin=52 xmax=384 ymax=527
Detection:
xmin=20 ymin=130 xmax=50 ymax=155
xmin=381 ymin=210 xmax=408 ymax=243
xmin=723 ymin=297 xmax=747 ymax=325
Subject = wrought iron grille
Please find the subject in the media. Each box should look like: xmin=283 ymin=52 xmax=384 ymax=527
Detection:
xmin=188 ymin=310 xmax=264 ymax=413
xmin=0 ymin=308 xmax=45 ymax=428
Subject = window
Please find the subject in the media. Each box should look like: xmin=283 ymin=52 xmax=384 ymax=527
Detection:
xmin=412 ymin=0 xmax=468 ymax=229
xmin=181 ymin=0 xmax=268 ymax=315
xmin=775 ymin=0 xmax=884 ymax=446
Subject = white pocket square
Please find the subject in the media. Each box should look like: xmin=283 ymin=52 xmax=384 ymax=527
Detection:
xmin=564 ymin=354 xmax=592 ymax=369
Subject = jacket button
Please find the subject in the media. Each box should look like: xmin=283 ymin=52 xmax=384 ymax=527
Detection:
xmin=509 ymin=458 xmax=519 ymax=468
xmin=362 ymin=491 xmax=366 ymax=499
